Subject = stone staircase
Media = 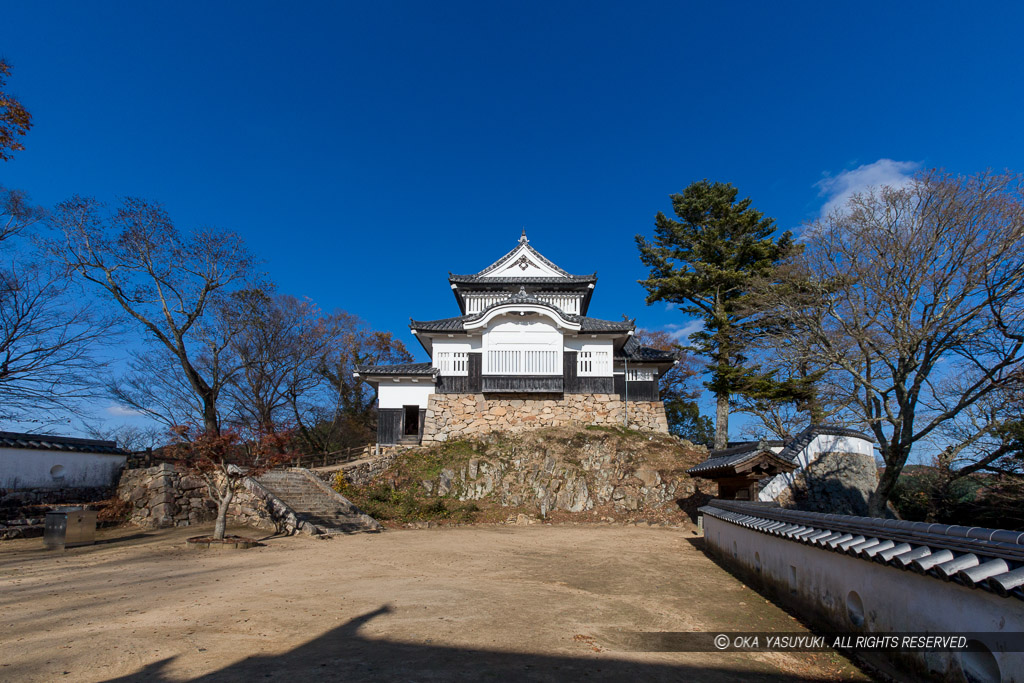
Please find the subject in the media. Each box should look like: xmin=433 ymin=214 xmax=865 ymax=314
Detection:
xmin=253 ymin=469 xmax=381 ymax=536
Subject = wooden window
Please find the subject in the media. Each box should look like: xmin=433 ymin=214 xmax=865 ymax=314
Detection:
xmin=578 ymin=350 xmax=610 ymax=376
xmin=626 ymin=367 xmax=655 ymax=382
xmin=435 ymin=351 xmax=468 ymax=376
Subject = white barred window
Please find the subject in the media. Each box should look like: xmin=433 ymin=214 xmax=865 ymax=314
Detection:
xmin=435 ymin=351 xmax=468 ymax=376
xmin=486 ymin=348 xmax=560 ymax=375
xmin=577 ymin=350 xmax=611 ymax=376
xmin=626 ymin=367 xmax=655 ymax=382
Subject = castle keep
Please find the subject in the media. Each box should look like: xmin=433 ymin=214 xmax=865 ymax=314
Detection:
xmin=355 ymin=232 xmax=677 ymax=446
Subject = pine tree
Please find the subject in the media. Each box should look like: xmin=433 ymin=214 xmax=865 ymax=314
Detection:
xmin=636 ymin=180 xmax=798 ymax=449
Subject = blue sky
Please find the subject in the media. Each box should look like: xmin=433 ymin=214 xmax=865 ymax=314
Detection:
xmin=3 ymin=2 xmax=1024 ymax=433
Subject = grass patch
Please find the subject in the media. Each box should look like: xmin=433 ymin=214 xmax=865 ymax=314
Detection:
xmin=584 ymin=424 xmax=646 ymax=438
xmin=334 ymin=474 xmax=481 ymax=524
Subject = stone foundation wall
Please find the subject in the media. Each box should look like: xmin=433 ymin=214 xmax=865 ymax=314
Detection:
xmin=1 ymin=485 xmax=114 ymax=513
xmin=778 ymin=451 xmax=881 ymax=517
xmin=117 ymin=464 xmax=217 ymax=528
xmin=421 ymin=393 xmax=668 ymax=444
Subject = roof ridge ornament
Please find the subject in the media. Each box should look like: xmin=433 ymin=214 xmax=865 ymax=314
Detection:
xmin=520 ymin=228 xmax=528 ymax=243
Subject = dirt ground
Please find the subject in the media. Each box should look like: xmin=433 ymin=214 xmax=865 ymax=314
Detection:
xmin=0 ymin=523 xmax=871 ymax=682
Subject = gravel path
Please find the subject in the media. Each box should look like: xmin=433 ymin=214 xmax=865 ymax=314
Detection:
xmin=0 ymin=524 xmax=869 ymax=681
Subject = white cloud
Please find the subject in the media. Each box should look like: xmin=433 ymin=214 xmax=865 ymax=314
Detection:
xmin=106 ymin=404 xmax=144 ymax=417
xmin=815 ymin=159 xmax=920 ymax=218
xmin=664 ymin=320 xmax=704 ymax=342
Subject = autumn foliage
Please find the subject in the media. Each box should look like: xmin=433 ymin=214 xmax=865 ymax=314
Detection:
xmin=168 ymin=426 xmax=298 ymax=539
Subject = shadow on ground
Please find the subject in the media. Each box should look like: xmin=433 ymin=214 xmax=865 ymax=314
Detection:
xmin=103 ymin=606 xmax=841 ymax=683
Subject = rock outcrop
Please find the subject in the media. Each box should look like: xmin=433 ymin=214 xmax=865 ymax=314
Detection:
xmin=375 ymin=426 xmax=709 ymax=518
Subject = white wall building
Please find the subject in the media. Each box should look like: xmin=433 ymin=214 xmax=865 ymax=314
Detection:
xmin=0 ymin=432 xmax=128 ymax=490
xmin=355 ymin=232 xmax=678 ymax=445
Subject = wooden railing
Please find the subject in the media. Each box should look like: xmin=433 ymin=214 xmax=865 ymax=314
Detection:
xmin=287 ymin=446 xmax=372 ymax=469
xmin=125 ymin=444 xmax=373 ymax=471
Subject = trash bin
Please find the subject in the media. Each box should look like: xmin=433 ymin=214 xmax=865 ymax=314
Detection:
xmin=44 ymin=508 xmax=97 ymax=550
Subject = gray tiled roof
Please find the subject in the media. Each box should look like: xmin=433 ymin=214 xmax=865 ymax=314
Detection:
xmin=686 ymin=424 xmax=873 ymax=476
xmin=411 ymin=293 xmax=634 ymax=333
xmin=407 ymin=316 xmax=468 ymax=332
xmin=578 ymin=318 xmax=635 ymax=333
xmin=449 ymin=274 xmax=597 ymax=285
xmin=617 ymin=336 xmax=679 ymax=362
xmin=701 ymin=499 xmax=1024 ymax=599
xmin=354 ymin=362 xmax=436 ymax=376
xmin=0 ymin=431 xmax=127 ymax=455
xmin=686 ymin=441 xmax=786 ymax=475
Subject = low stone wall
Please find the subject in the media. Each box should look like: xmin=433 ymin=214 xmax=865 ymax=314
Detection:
xmin=116 ymin=464 xmax=312 ymax=534
xmin=117 ymin=464 xmax=217 ymax=528
xmin=422 ymin=393 xmax=668 ymax=444
xmin=1 ymin=485 xmax=114 ymax=512
xmin=314 ymin=450 xmax=402 ymax=487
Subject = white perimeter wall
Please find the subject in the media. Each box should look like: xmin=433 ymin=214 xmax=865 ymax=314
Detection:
xmin=704 ymin=516 xmax=1024 ymax=681
xmin=0 ymin=448 xmax=127 ymax=489
xmin=377 ymin=381 xmax=436 ymax=409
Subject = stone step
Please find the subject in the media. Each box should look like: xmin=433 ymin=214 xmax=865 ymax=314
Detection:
xmin=254 ymin=469 xmax=378 ymax=536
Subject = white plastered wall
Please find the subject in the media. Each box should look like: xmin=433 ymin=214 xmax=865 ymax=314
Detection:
xmin=563 ymin=337 xmax=613 ymax=354
xmin=704 ymin=516 xmax=1024 ymax=681
xmin=377 ymin=381 xmax=436 ymax=409
xmin=482 ymin=316 xmax=563 ymax=374
xmin=431 ymin=338 xmax=481 ymax=369
xmin=565 ymin=337 xmax=614 ymax=377
xmin=0 ymin=448 xmax=127 ymax=489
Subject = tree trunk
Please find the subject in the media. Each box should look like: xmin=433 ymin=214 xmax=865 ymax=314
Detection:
xmin=714 ymin=392 xmax=729 ymax=450
xmin=213 ymin=488 xmax=234 ymax=540
xmin=868 ymin=463 xmax=900 ymax=518
xmin=202 ymin=397 xmax=219 ymax=436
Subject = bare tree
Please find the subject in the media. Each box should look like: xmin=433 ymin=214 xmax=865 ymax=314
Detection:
xmin=84 ymin=423 xmax=167 ymax=453
xmin=1 ymin=186 xmax=43 ymax=242
xmin=0 ymin=188 xmax=107 ymax=424
xmin=757 ymin=170 xmax=1024 ymax=515
xmin=223 ymin=292 xmax=337 ymax=438
xmin=46 ymin=197 xmax=258 ymax=435
xmin=306 ymin=313 xmax=413 ymax=451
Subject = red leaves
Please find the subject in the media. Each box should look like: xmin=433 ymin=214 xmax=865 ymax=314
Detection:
xmin=168 ymin=425 xmax=298 ymax=478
